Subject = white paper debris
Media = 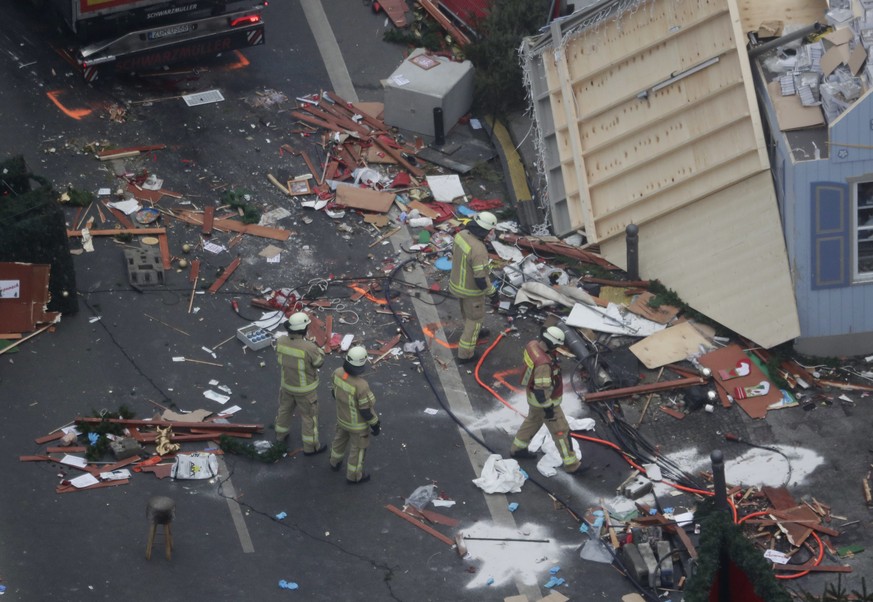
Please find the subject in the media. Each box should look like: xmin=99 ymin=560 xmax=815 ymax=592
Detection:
xmin=203 ymin=241 xmax=226 ymax=254
xmin=203 ymin=390 xmax=230 ymax=404
xmin=218 ymin=405 xmax=242 ymax=416
xmin=100 ymin=469 xmax=131 ymax=481
xmin=426 ymin=175 xmax=466 ymax=203
xmin=108 ymin=199 xmax=142 ymax=215
xmin=60 ymin=454 xmax=88 ymax=468
xmin=70 ymin=473 xmax=100 ymax=488
xmin=389 ymin=74 xmax=410 ymax=86
xmin=764 ymin=549 xmax=790 ymax=564
xmin=424 ymin=408 xmax=439 ymax=415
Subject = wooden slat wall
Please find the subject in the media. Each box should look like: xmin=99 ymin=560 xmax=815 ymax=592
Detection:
xmin=542 ymin=0 xmax=770 ymax=242
xmin=600 ymin=172 xmax=801 ymax=348
xmin=736 ymin=0 xmax=828 ymax=32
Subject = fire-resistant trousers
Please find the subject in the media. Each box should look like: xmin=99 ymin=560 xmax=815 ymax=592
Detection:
xmin=329 ymin=426 xmax=371 ymax=482
xmin=275 ymin=388 xmax=321 ymax=453
xmin=511 ymin=405 xmax=580 ymax=472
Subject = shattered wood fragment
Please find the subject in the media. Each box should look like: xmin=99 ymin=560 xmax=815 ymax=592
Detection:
xmin=372 ymin=137 xmax=424 ymax=178
xmin=172 ymin=210 xmax=291 ymax=240
xmin=209 ymin=258 xmax=240 ymax=294
xmin=385 ymin=504 xmax=455 ymax=546
xmin=74 ymin=417 xmax=263 ymax=432
xmin=202 ymin=206 xmax=215 ymax=235
xmin=158 ymin=234 xmax=171 ymax=270
xmin=68 ymin=227 xmax=167 ymax=237
xmin=417 ymin=0 xmax=471 ymax=45
xmin=659 ymin=406 xmax=685 ymax=420
xmin=584 ymin=374 xmax=705 ymax=402
xmin=499 ymin=234 xmax=617 ymax=269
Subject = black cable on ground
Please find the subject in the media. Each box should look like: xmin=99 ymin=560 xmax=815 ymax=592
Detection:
xmin=383 ymin=256 xmax=660 ymax=602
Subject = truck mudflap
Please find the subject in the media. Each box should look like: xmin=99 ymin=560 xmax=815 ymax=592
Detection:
xmin=77 ymin=17 xmax=265 ymax=81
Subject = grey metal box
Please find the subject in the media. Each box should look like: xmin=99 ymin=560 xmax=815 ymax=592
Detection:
xmin=384 ymin=48 xmax=474 ymax=137
xmin=237 ymin=324 xmax=273 ymax=351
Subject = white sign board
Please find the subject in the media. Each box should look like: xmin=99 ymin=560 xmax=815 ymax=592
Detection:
xmin=0 ymin=280 xmax=21 ymax=299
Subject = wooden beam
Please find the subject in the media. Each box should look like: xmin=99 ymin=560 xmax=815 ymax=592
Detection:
xmin=202 ymin=205 xmax=215 ymax=236
xmin=74 ymin=417 xmax=263 ymax=432
xmin=67 ymin=227 xmax=166 ymax=237
xmin=208 ymin=257 xmax=241 ymax=294
xmin=372 ymin=137 xmax=424 ymax=178
xmin=585 ymin=375 xmax=706 ymax=402
xmin=385 ymin=504 xmax=455 ymax=546
xmin=158 ymin=234 xmax=171 ymax=270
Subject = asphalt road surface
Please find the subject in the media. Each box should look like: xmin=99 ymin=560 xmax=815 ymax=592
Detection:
xmin=1 ymin=2 xmax=871 ymax=601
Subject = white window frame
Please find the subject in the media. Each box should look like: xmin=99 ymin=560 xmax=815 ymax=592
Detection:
xmin=853 ymin=179 xmax=873 ymax=282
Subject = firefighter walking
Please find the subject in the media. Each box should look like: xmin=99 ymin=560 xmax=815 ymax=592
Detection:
xmin=449 ymin=211 xmax=498 ymax=363
xmin=274 ymin=312 xmax=326 ymax=455
xmin=510 ymin=326 xmax=581 ymax=473
xmin=329 ymin=346 xmax=381 ymax=484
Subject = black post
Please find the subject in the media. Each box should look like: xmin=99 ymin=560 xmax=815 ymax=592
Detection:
xmin=625 ymin=223 xmax=639 ymax=280
xmin=711 ymin=449 xmax=731 ymax=602
xmin=433 ymin=107 xmax=445 ymax=147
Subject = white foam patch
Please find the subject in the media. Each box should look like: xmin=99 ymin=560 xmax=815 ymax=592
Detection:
xmin=461 ymin=520 xmax=574 ymax=589
xmin=661 ymin=445 xmax=824 ymax=488
xmin=461 ymin=377 xmax=591 ymax=436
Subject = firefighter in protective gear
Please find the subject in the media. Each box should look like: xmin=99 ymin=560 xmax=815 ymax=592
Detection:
xmin=449 ymin=211 xmax=497 ymax=363
xmin=329 ymin=346 xmax=380 ymax=484
xmin=510 ymin=326 xmax=581 ymax=473
xmin=274 ymin=312 xmax=326 ymax=455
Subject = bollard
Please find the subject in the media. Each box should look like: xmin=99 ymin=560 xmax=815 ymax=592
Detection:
xmin=433 ymin=107 xmax=445 ymax=146
xmin=711 ymin=449 xmax=731 ymax=602
xmin=625 ymin=223 xmax=639 ymax=280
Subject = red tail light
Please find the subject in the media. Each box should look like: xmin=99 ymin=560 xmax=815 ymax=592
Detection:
xmin=230 ymin=15 xmax=261 ymax=27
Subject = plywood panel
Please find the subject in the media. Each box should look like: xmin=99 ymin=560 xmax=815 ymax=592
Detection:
xmin=564 ymin=0 xmax=728 ymax=84
xmin=584 ymin=88 xmax=752 ymax=184
xmin=580 ymin=64 xmax=746 ymax=152
xmin=736 ymin=0 xmax=826 ymax=32
xmin=569 ymin=17 xmax=738 ymax=115
xmin=600 ymin=172 xmax=800 ymax=348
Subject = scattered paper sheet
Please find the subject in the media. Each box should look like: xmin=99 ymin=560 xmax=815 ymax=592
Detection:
xmin=203 ymin=390 xmax=230 ymax=404
xmin=203 ymin=241 xmax=226 ymax=254
xmin=426 ymin=175 xmax=466 ymax=203
xmin=389 ymin=74 xmax=410 ymax=86
xmin=259 ymin=244 xmax=282 ymax=259
xmin=424 ymin=408 xmax=439 ymax=415
xmin=108 ymin=199 xmax=142 ymax=215
xmin=566 ymin=302 xmax=665 ymax=336
xmin=60 ymin=454 xmax=88 ymax=468
xmin=100 ymin=469 xmax=131 ymax=481
xmin=70 ymin=473 xmax=100 ymax=488
xmin=267 ymin=254 xmax=281 ymax=263
xmin=218 ymin=405 xmax=242 ymax=416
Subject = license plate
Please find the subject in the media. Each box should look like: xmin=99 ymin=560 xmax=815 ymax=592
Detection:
xmin=147 ymin=24 xmax=191 ymax=40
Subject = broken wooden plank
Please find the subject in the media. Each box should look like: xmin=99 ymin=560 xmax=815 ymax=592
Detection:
xmin=417 ymin=0 xmax=471 ymax=45
xmin=158 ymin=234 xmax=171 ymax=270
xmin=74 ymin=417 xmax=263 ymax=432
xmin=97 ymin=144 xmax=166 ymax=158
xmin=372 ymin=136 xmax=425 ymax=178
xmin=103 ymin=201 xmax=135 ymax=229
xmin=584 ymin=375 xmax=706 ymax=402
xmin=385 ymin=504 xmax=455 ymax=546
xmin=208 ymin=257 xmax=241 ymax=294
xmin=172 ymin=210 xmax=292 ymax=241
xmin=202 ymin=205 xmax=215 ymax=236
xmin=57 ymin=478 xmax=130 ymax=493
xmin=67 ymin=227 xmax=167 ymax=237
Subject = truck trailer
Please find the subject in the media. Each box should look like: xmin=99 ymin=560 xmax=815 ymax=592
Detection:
xmin=41 ymin=0 xmax=266 ymax=81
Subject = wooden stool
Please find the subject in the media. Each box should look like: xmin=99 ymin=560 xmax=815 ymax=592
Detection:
xmin=146 ymin=496 xmax=175 ymax=560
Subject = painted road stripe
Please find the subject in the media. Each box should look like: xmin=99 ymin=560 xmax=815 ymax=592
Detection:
xmin=218 ymin=456 xmax=255 ymax=553
xmin=299 ymin=0 xmax=358 ymax=103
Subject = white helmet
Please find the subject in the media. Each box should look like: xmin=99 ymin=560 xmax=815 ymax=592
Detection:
xmin=286 ymin=312 xmax=311 ymax=332
xmin=346 ymin=346 xmax=368 ymax=367
xmin=543 ymin=326 xmax=565 ymax=347
xmin=473 ymin=211 xmax=497 ymax=231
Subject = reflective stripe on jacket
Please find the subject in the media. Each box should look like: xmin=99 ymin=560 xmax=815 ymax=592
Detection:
xmin=449 ymin=230 xmax=494 ymax=298
xmin=333 ymin=367 xmax=378 ymax=432
xmin=521 ymin=340 xmax=562 ymax=408
xmin=277 ymin=335 xmax=324 ymax=393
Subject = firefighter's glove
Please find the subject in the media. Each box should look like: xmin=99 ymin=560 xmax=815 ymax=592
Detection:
xmin=544 ymin=406 xmax=556 ymax=420
xmin=370 ymin=422 xmax=381 ymax=437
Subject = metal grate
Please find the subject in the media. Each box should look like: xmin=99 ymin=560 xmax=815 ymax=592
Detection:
xmin=182 ymin=89 xmax=225 ymax=107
